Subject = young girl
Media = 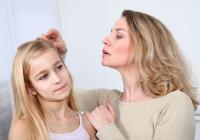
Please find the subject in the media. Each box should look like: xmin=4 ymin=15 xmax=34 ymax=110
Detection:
xmin=9 ymin=39 xmax=96 ymax=140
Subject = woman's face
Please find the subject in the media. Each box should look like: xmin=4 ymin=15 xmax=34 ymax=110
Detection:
xmin=102 ymin=17 xmax=131 ymax=70
xmin=28 ymin=49 xmax=71 ymax=103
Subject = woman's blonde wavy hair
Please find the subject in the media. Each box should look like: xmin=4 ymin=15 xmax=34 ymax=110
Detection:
xmin=122 ymin=10 xmax=199 ymax=109
xmin=11 ymin=39 xmax=77 ymax=140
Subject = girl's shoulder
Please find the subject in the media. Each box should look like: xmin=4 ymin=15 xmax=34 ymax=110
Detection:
xmin=81 ymin=114 xmax=97 ymax=140
xmin=8 ymin=117 xmax=29 ymax=140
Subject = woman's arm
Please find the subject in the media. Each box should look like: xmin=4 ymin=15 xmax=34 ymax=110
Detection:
xmin=96 ymin=123 xmax=127 ymax=140
xmin=41 ymin=28 xmax=67 ymax=59
xmin=154 ymin=92 xmax=195 ymax=140
xmin=85 ymin=102 xmax=127 ymax=140
xmin=73 ymin=89 xmax=118 ymax=112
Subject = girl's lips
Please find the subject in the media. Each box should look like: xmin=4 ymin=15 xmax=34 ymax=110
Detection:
xmin=54 ymin=84 xmax=66 ymax=92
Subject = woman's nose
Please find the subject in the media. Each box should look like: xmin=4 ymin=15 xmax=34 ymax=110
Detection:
xmin=102 ymin=36 xmax=111 ymax=47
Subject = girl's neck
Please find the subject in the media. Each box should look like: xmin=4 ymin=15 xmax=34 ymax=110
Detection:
xmin=39 ymin=99 xmax=75 ymax=120
xmin=39 ymin=100 xmax=79 ymax=133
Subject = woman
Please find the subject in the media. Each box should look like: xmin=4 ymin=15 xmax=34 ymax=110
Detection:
xmin=9 ymin=39 xmax=96 ymax=140
xmin=42 ymin=10 xmax=199 ymax=140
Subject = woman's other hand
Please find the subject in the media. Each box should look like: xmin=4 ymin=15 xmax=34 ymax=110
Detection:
xmin=85 ymin=101 xmax=115 ymax=131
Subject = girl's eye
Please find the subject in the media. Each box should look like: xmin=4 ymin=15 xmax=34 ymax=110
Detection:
xmin=56 ymin=64 xmax=63 ymax=71
xmin=39 ymin=74 xmax=48 ymax=80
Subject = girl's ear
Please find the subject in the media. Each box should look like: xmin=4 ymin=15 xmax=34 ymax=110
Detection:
xmin=31 ymin=89 xmax=37 ymax=95
xmin=27 ymin=84 xmax=37 ymax=95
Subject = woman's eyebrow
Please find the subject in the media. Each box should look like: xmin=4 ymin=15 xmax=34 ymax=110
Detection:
xmin=111 ymin=28 xmax=128 ymax=33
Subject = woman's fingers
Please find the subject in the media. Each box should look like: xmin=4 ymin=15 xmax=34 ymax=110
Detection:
xmin=106 ymin=101 xmax=115 ymax=117
xmin=45 ymin=29 xmax=58 ymax=40
xmin=85 ymin=104 xmax=115 ymax=131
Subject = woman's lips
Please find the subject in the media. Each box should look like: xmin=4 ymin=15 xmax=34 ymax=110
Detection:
xmin=102 ymin=49 xmax=111 ymax=55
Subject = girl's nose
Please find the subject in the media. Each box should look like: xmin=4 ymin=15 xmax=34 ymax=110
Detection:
xmin=52 ymin=72 xmax=61 ymax=84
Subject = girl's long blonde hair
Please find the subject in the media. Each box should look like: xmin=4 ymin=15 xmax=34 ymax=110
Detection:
xmin=11 ymin=39 xmax=77 ymax=140
xmin=122 ymin=10 xmax=199 ymax=109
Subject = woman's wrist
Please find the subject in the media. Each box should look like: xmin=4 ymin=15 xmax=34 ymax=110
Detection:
xmin=58 ymin=42 xmax=67 ymax=56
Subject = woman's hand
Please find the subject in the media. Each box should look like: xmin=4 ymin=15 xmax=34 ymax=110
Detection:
xmin=41 ymin=28 xmax=67 ymax=55
xmin=85 ymin=101 xmax=115 ymax=131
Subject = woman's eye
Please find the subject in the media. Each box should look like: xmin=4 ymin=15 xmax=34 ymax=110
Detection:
xmin=39 ymin=74 xmax=48 ymax=80
xmin=116 ymin=35 xmax=123 ymax=39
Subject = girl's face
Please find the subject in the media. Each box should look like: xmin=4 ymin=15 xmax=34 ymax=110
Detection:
xmin=102 ymin=17 xmax=131 ymax=70
xmin=28 ymin=49 xmax=71 ymax=103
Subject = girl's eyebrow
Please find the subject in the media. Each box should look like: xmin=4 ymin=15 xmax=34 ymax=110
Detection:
xmin=34 ymin=60 xmax=62 ymax=78
xmin=34 ymin=70 xmax=47 ymax=79
xmin=53 ymin=60 xmax=62 ymax=66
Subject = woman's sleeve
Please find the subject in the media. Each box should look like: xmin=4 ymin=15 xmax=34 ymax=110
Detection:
xmin=74 ymin=89 xmax=127 ymax=140
xmin=73 ymin=88 xmax=115 ymax=112
xmin=154 ymin=92 xmax=196 ymax=140
xmin=96 ymin=123 xmax=127 ymax=140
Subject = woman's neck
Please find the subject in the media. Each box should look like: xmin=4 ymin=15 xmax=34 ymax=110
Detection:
xmin=119 ymin=68 xmax=155 ymax=102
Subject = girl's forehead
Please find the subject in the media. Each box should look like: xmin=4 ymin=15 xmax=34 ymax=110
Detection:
xmin=30 ymin=49 xmax=60 ymax=68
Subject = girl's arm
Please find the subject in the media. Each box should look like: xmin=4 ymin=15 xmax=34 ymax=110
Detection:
xmin=8 ymin=118 xmax=29 ymax=140
xmin=82 ymin=114 xmax=97 ymax=140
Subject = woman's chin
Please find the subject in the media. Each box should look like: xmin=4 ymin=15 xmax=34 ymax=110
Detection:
xmin=101 ymin=61 xmax=108 ymax=66
xmin=101 ymin=61 xmax=114 ymax=69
